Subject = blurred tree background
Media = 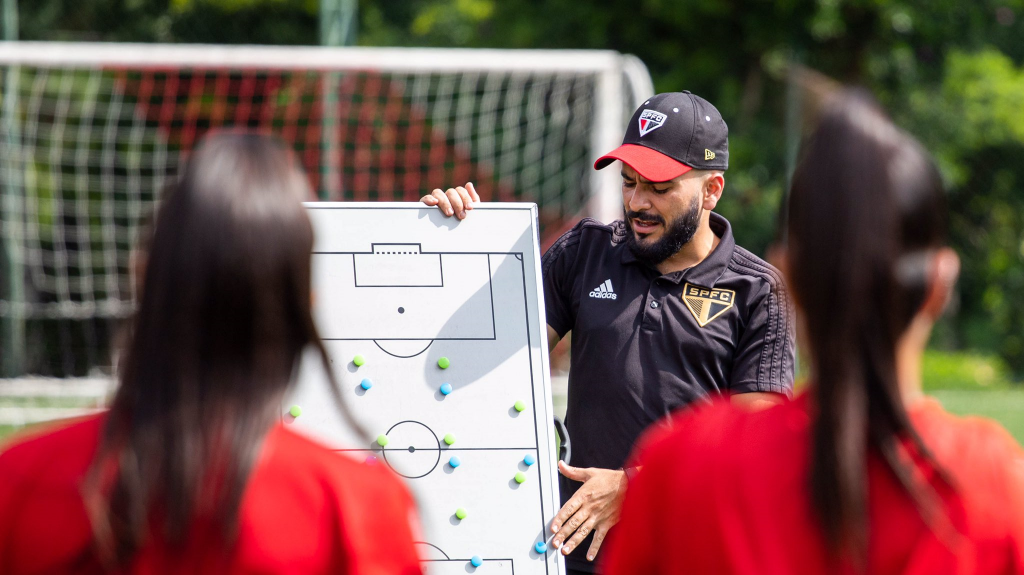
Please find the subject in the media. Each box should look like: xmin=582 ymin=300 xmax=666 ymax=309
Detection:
xmin=16 ymin=0 xmax=1024 ymax=379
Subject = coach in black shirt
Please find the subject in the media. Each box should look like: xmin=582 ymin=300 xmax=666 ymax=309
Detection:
xmin=424 ymin=91 xmax=796 ymax=574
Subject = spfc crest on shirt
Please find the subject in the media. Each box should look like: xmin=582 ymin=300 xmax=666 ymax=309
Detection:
xmin=638 ymin=109 xmax=667 ymax=137
xmin=682 ymin=283 xmax=735 ymax=327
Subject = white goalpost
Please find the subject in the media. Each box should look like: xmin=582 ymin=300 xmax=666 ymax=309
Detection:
xmin=0 ymin=41 xmax=652 ymax=392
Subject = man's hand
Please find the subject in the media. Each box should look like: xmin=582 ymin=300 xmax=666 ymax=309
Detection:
xmin=420 ymin=182 xmax=480 ymax=220
xmin=550 ymin=460 xmax=627 ymax=561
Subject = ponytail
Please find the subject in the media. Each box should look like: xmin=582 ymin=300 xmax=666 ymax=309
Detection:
xmin=84 ymin=133 xmax=365 ymax=567
xmin=786 ymin=92 xmax=950 ymax=560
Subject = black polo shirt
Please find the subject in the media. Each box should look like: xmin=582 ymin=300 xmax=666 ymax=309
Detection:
xmin=543 ymin=212 xmax=795 ymax=571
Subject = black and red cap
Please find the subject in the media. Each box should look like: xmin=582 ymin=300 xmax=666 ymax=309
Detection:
xmin=595 ymin=91 xmax=729 ymax=182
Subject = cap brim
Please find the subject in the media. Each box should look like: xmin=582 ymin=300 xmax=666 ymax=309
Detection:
xmin=594 ymin=144 xmax=693 ymax=182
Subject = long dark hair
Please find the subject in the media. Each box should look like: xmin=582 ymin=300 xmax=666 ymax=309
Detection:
xmin=786 ymin=92 xmax=950 ymax=559
xmin=84 ymin=132 xmax=352 ymax=565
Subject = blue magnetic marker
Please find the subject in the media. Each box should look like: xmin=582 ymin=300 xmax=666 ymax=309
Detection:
xmin=440 ymin=382 xmax=453 ymax=395
xmin=449 ymin=456 xmax=461 ymax=468
xmin=360 ymin=378 xmax=373 ymax=390
xmin=535 ymin=541 xmax=548 ymax=554
xmin=470 ymin=556 xmax=483 ymax=567
xmin=524 ymin=454 xmax=536 ymax=466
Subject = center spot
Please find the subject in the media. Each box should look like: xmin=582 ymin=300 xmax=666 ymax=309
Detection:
xmin=408 ymin=446 xmax=416 ymax=453
xmin=398 ymin=307 xmax=405 ymax=314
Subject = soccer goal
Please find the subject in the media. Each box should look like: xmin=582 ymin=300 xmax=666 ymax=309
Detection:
xmin=0 ymin=41 xmax=652 ymax=380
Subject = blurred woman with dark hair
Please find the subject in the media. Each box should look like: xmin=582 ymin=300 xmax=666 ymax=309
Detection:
xmin=602 ymin=92 xmax=1024 ymax=574
xmin=0 ymin=132 xmax=423 ymax=574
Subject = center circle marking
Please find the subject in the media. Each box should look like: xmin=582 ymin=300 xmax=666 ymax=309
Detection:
xmin=381 ymin=421 xmax=442 ymax=479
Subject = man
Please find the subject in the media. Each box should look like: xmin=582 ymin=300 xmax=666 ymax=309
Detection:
xmin=423 ymin=91 xmax=796 ymax=574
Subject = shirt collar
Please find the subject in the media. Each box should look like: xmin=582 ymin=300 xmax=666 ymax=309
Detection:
xmin=620 ymin=211 xmax=736 ymax=287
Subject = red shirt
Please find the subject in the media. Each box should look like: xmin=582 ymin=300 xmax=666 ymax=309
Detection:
xmin=0 ymin=414 xmax=423 ymax=575
xmin=603 ymin=394 xmax=1024 ymax=575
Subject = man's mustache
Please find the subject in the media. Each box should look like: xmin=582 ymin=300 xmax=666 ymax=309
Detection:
xmin=626 ymin=210 xmax=665 ymax=225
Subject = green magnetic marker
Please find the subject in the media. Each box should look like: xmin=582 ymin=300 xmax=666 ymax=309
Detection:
xmin=289 ymin=405 xmax=302 ymax=418
xmin=437 ymin=357 xmax=451 ymax=369
xmin=353 ymin=354 xmax=365 ymax=367
xmin=515 ymin=471 xmax=527 ymax=484
xmin=455 ymin=508 xmax=468 ymax=520
xmin=514 ymin=400 xmax=526 ymax=412
xmin=444 ymin=433 xmax=456 ymax=445
xmin=377 ymin=434 xmax=389 ymax=447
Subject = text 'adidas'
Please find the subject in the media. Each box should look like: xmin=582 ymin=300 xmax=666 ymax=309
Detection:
xmin=589 ymin=279 xmax=617 ymax=300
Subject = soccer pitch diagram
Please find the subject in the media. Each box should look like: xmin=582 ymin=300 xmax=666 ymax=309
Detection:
xmin=287 ymin=203 xmax=564 ymax=575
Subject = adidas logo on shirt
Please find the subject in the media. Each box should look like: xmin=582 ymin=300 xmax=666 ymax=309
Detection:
xmin=589 ymin=279 xmax=617 ymax=300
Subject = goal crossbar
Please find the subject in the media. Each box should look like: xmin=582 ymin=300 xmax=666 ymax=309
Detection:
xmin=0 ymin=41 xmax=625 ymax=74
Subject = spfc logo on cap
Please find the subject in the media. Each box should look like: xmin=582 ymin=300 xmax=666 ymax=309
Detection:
xmin=682 ymin=283 xmax=735 ymax=327
xmin=638 ymin=109 xmax=667 ymax=137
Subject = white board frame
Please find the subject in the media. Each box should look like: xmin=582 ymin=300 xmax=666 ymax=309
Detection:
xmin=289 ymin=202 xmax=564 ymax=575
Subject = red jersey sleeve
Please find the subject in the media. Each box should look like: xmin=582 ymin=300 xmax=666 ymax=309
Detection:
xmin=997 ymin=430 xmax=1024 ymax=573
xmin=602 ymin=402 xmax=732 ymax=575
xmin=0 ymin=418 xmax=104 ymax=574
xmin=964 ymin=418 xmax=1024 ymax=574
xmin=915 ymin=404 xmax=1024 ymax=574
xmin=602 ymin=439 xmax=672 ymax=574
xmin=332 ymin=464 xmax=423 ymax=575
xmin=0 ymin=440 xmax=25 ymax=570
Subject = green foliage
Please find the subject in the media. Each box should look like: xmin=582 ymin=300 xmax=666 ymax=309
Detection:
xmin=902 ymin=49 xmax=1024 ymax=374
xmin=944 ymin=49 xmax=1024 ymax=151
xmin=167 ymin=2 xmax=317 ymax=44
xmin=409 ymin=0 xmax=493 ymax=42
xmin=20 ymin=0 xmax=317 ymax=44
xmin=922 ymin=349 xmax=1014 ymax=391
xmin=170 ymin=0 xmax=317 ymax=13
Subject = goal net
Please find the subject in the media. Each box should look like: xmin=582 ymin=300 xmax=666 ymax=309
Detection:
xmin=0 ymin=42 xmax=652 ymax=378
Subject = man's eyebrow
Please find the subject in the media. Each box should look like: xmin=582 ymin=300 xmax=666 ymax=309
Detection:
xmin=622 ymin=171 xmax=660 ymax=185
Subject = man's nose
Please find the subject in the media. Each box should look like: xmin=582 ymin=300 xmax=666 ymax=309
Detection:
xmin=627 ymin=187 xmax=651 ymax=212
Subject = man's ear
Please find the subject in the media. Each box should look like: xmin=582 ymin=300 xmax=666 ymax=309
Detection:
xmin=703 ymin=171 xmax=724 ymax=210
xmin=920 ymin=248 xmax=960 ymax=319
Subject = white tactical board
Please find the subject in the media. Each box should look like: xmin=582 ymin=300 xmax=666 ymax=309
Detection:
xmin=287 ymin=203 xmax=565 ymax=575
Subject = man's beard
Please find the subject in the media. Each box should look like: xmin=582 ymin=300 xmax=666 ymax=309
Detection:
xmin=625 ymin=196 xmax=702 ymax=266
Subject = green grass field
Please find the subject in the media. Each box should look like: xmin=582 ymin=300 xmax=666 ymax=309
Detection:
xmin=11 ymin=393 xmax=1018 ymax=445
xmin=2 ymin=350 xmax=1023 ymax=446
xmin=930 ymin=388 xmax=1024 ymax=443
xmin=921 ymin=350 xmax=1024 ymax=443
xmin=0 ymin=391 xmax=107 ymax=445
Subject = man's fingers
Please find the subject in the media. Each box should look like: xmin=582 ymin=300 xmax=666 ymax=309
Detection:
xmin=445 ymin=188 xmax=466 ymax=219
xmin=455 ymin=186 xmax=475 ymax=213
xmin=585 ymin=526 xmax=609 ymax=561
xmin=552 ymin=507 xmax=590 ymax=550
xmin=429 ymin=188 xmax=454 ymax=216
xmin=558 ymin=460 xmax=590 ymax=482
xmin=561 ymin=518 xmax=597 ymax=556
xmin=423 ymin=184 xmax=477 ymax=218
xmin=550 ymin=495 xmax=582 ymax=534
